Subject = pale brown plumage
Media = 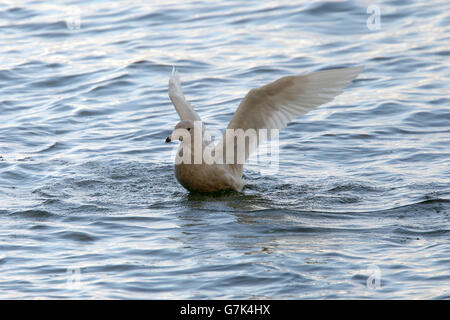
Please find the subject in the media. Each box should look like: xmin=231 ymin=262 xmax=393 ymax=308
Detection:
xmin=166 ymin=66 xmax=363 ymax=192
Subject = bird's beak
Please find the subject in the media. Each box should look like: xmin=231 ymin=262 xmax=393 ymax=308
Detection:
xmin=166 ymin=129 xmax=185 ymax=143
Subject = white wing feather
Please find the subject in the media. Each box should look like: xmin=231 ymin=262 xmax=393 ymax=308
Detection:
xmin=168 ymin=67 xmax=201 ymax=121
xmin=228 ymin=66 xmax=363 ymax=131
xmin=217 ymin=66 xmax=363 ymax=175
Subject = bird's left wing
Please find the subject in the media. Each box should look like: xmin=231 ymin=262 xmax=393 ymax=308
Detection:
xmin=214 ymin=66 xmax=363 ymax=175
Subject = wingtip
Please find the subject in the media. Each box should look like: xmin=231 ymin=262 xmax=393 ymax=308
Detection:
xmin=355 ymin=65 xmax=364 ymax=72
xmin=169 ymin=65 xmax=180 ymax=85
xmin=352 ymin=65 xmax=364 ymax=81
xmin=338 ymin=65 xmax=364 ymax=80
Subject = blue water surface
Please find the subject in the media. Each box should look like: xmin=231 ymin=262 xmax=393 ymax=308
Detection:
xmin=0 ymin=0 xmax=449 ymax=299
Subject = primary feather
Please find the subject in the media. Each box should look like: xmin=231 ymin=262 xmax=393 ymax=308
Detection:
xmin=218 ymin=66 xmax=363 ymax=175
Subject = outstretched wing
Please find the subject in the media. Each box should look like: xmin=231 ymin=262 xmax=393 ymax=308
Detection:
xmin=216 ymin=66 xmax=363 ymax=175
xmin=168 ymin=67 xmax=201 ymax=121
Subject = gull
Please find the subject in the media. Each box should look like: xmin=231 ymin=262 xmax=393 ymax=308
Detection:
xmin=165 ymin=66 xmax=362 ymax=192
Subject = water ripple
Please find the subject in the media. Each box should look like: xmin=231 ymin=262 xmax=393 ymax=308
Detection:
xmin=0 ymin=0 xmax=448 ymax=299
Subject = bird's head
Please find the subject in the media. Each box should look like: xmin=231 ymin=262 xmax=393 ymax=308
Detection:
xmin=165 ymin=120 xmax=201 ymax=143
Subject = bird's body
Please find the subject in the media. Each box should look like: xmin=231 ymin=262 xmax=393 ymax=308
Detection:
xmin=172 ymin=130 xmax=244 ymax=192
xmin=165 ymin=66 xmax=362 ymax=193
xmin=175 ymin=162 xmax=244 ymax=192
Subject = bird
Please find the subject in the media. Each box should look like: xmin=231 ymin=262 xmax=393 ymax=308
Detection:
xmin=165 ymin=66 xmax=363 ymax=193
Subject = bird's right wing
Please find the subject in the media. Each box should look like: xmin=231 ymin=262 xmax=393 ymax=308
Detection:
xmin=168 ymin=67 xmax=201 ymax=121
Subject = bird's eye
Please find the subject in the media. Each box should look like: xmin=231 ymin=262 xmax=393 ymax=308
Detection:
xmin=187 ymin=128 xmax=191 ymax=131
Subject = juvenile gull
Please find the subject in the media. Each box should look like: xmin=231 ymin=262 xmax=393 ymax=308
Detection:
xmin=165 ymin=66 xmax=363 ymax=192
